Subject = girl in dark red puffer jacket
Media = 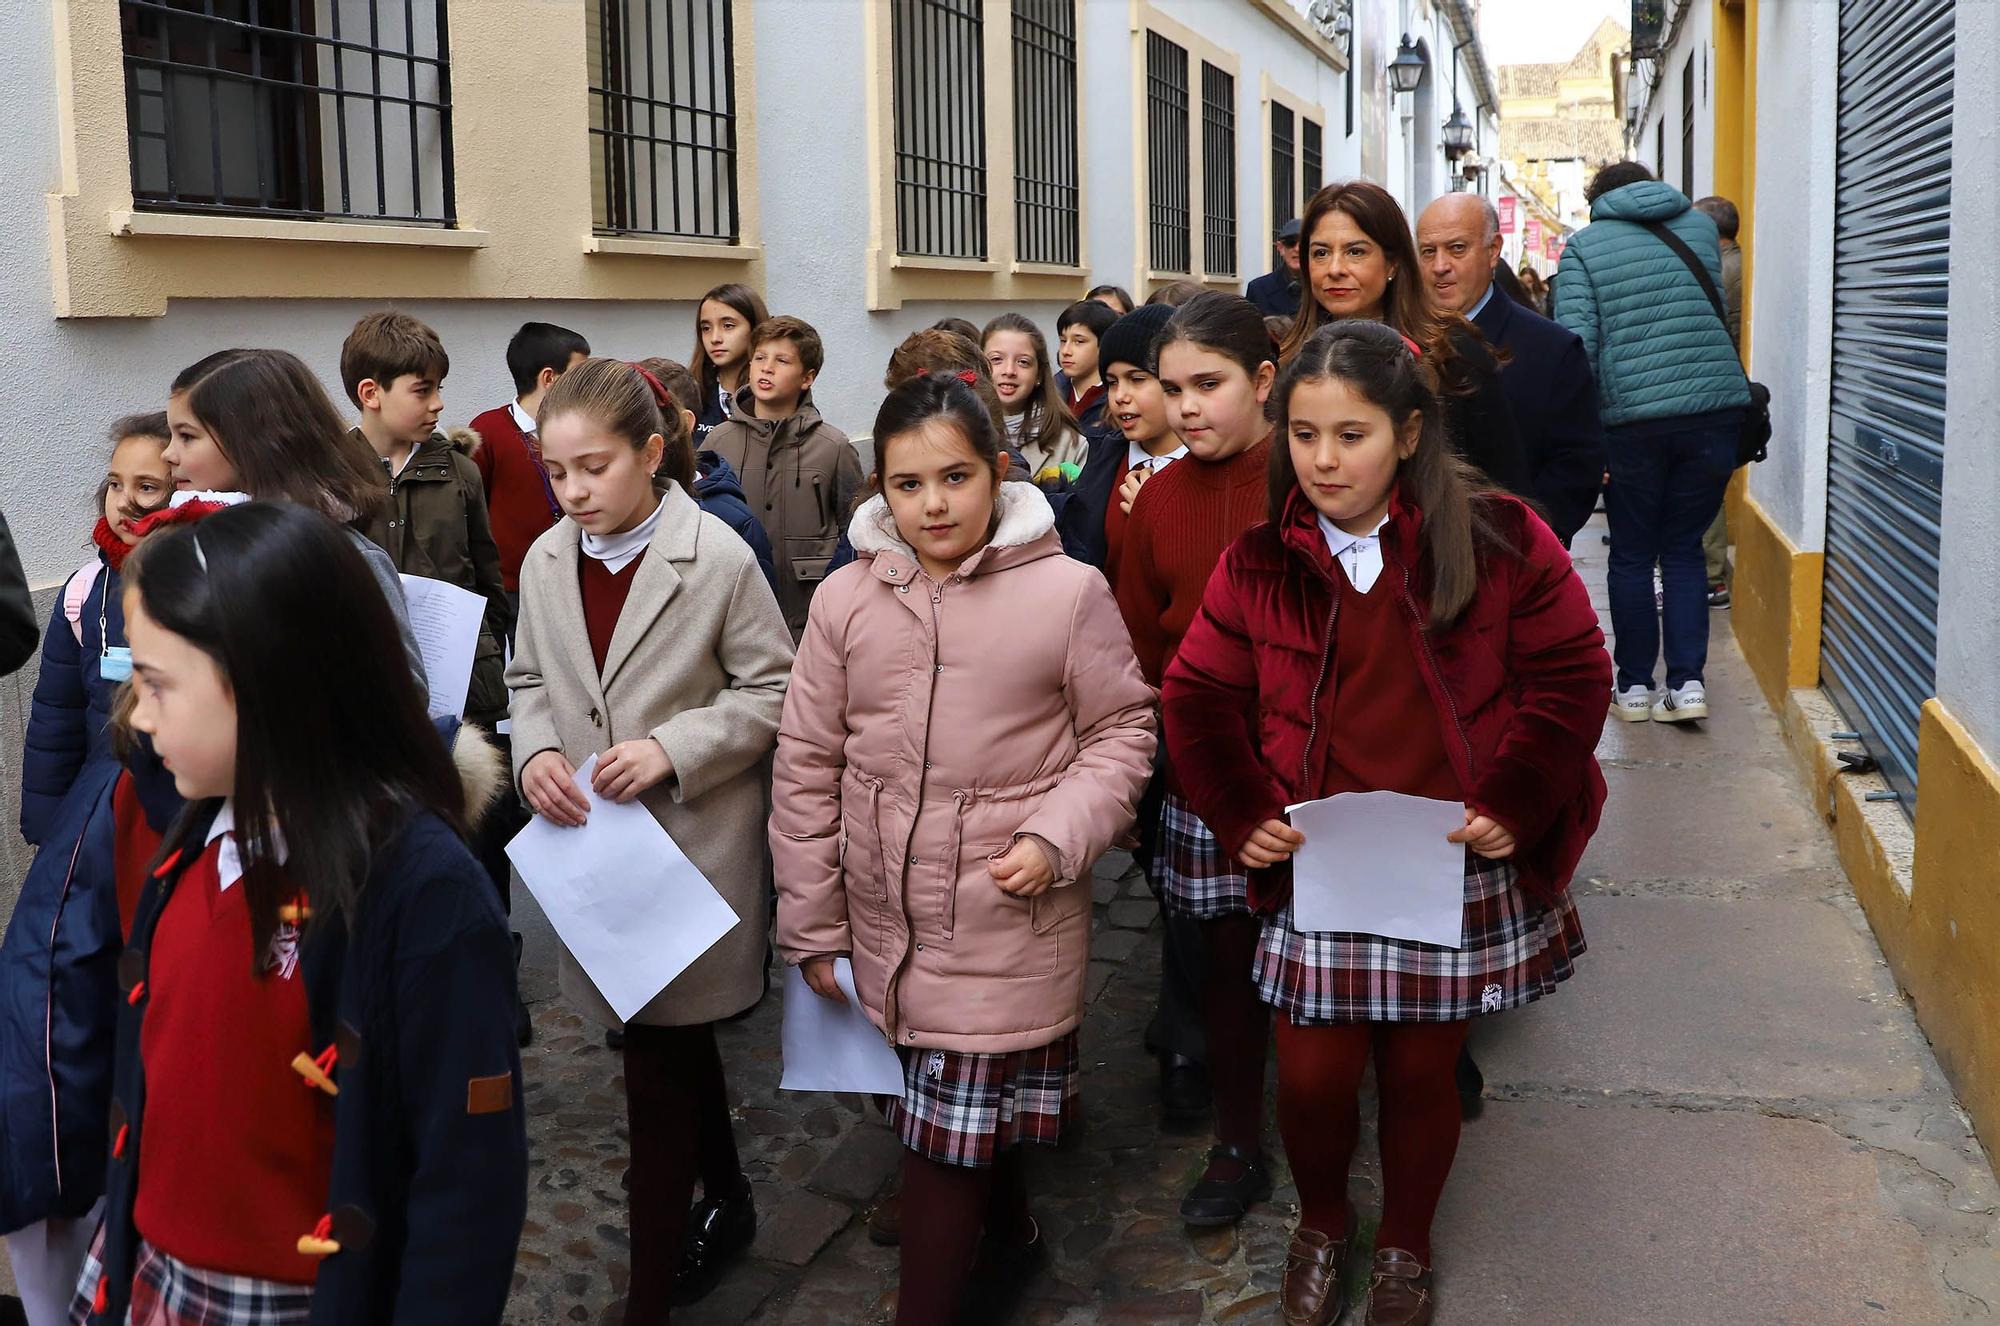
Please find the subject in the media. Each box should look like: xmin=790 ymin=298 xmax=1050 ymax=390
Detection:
xmin=1162 ymin=320 xmax=1609 ymax=1326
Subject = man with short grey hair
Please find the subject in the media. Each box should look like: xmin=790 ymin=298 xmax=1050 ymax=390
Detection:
xmin=1416 ymin=193 xmax=1605 ymax=545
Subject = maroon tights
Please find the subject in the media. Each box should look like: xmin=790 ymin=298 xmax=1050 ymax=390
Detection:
xmin=1203 ymin=914 xmax=1271 ymax=1158
xmin=1275 ymin=1017 xmax=1471 ymax=1262
xmin=894 ymin=1147 xmax=1032 ymax=1324
xmin=622 ymin=1023 xmax=746 ymax=1324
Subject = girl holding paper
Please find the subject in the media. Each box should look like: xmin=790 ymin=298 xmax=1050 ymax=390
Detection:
xmin=73 ymin=500 xmax=524 ymax=1325
xmin=1161 ymin=321 xmax=1609 ymax=1326
xmin=507 ymin=358 xmax=794 ymax=1320
xmin=771 ymin=371 xmax=1155 ymax=1325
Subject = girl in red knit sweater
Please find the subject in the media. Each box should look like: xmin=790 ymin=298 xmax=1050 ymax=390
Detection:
xmin=1162 ymin=321 xmax=1608 ymax=1326
xmin=1112 ymin=292 xmax=1281 ymax=1230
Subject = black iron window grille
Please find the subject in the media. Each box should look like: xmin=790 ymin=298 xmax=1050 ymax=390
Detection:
xmin=1146 ymin=30 xmax=1190 ymax=274
xmin=1679 ymin=52 xmax=1695 ymax=200
xmin=1270 ymin=102 xmax=1296 ymax=233
xmin=588 ymin=0 xmax=740 ymax=241
xmin=1012 ymin=0 xmax=1080 ymax=267
xmin=1302 ymin=117 xmax=1323 ymax=202
xmin=1200 ymin=62 xmax=1236 ymax=277
xmin=895 ymin=0 xmax=988 ymax=260
xmin=121 ymin=0 xmax=453 ymax=224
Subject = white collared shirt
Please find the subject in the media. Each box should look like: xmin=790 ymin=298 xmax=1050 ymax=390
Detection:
xmin=580 ymin=494 xmax=667 ymax=574
xmin=1317 ymin=511 xmax=1390 ymax=594
xmin=1127 ymin=440 xmax=1188 ymax=473
xmin=1465 ymin=281 xmax=1496 ymax=321
xmin=207 ymin=799 xmax=289 ymax=892
xmin=508 ymin=400 xmax=537 ymax=437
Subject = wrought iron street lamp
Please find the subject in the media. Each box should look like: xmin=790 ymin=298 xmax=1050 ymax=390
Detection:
xmin=1442 ymin=103 xmax=1475 ymax=157
xmin=1388 ymin=35 xmax=1426 ymax=95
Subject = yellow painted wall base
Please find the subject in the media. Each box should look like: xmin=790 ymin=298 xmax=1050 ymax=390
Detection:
xmin=1730 ymin=493 xmax=1823 ymax=709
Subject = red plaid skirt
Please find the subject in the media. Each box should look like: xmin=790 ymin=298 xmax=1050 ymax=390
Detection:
xmin=1254 ymin=853 xmax=1586 ymax=1024
xmin=70 ymin=1231 xmax=314 ymax=1326
xmin=1155 ymin=791 xmax=1251 ymax=919
xmin=886 ymin=1032 xmax=1081 ymax=1168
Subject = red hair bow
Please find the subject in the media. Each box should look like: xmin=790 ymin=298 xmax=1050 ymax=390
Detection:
xmin=630 ymin=364 xmax=676 ymax=415
xmin=925 ymin=368 xmax=980 ymax=387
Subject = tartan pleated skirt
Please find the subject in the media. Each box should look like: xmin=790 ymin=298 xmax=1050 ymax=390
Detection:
xmin=1254 ymin=852 xmax=1586 ymax=1024
xmin=70 ymin=1233 xmax=314 ymax=1326
xmin=1154 ymin=791 xmax=1252 ymax=920
xmin=885 ymin=1031 xmax=1081 ymax=1168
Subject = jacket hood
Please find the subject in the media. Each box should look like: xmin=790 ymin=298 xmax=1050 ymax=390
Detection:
xmin=444 ymin=426 xmax=482 ymax=457
xmin=727 ymin=386 xmax=825 ymax=439
xmin=847 ymin=480 xmax=1058 ymax=576
xmin=694 ymin=449 xmax=748 ymax=502
xmin=1590 ymin=180 xmax=1692 ymax=224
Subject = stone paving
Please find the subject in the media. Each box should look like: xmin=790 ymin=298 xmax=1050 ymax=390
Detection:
xmin=506 ymin=521 xmax=2000 ymax=1324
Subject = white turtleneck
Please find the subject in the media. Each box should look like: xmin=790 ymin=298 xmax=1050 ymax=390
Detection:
xmin=580 ymin=494 xmax=666 ymax=574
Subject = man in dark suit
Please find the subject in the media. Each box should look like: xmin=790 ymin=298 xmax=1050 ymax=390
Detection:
xmin=1417 ymin=194 xmax=1605 ymax=546
xmin=1245 ymin=218 xmax=1302 ymax=319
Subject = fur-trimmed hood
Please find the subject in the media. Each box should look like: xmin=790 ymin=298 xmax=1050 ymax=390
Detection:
xmin=443 ymin=425 xmax=482 ymax=457
xmin=844 ymin=479 xmax=1059 ymax=579
xmin=450 ymin=720 xmax=508 ymax=819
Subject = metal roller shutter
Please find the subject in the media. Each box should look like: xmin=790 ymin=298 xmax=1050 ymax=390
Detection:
xmin=1822 ymin=0 xmax=1954 ymax=811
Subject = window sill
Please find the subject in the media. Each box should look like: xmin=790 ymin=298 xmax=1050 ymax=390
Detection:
xmin=109 ymin=209 xmax=487 ymax=249
xmin=891 ymin=253 xmax=1003 ymax=274
xmin=585 ymin=234 xmax=760 ymax=261
xmin=1010 ymin=260 xmax=1087 ymax=277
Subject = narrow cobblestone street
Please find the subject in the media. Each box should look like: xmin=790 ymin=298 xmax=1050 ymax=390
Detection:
xmin=505 ymin=523 xmax=2000 ymax=1324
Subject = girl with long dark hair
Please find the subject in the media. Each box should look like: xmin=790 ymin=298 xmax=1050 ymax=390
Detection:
xmin=690 ymin=283 xmax=770 ymax=447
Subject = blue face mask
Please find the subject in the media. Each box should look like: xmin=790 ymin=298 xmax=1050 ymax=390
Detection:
xmin=100 ymin=646 xmax=133 ymax=682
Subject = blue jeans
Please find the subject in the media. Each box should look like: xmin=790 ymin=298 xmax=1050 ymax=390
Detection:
xmin=1604 ymin=411 xmax=1742 ymax=691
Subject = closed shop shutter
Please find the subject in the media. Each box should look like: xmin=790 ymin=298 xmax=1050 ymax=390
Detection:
xmin=1822 ymin=0 xmax=1954 ymax=810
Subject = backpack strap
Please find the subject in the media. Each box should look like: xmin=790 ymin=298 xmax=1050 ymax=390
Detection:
xmin=1639 ymin=219 xmax=1730 ymax=331
xmin=61 ymin=560 xmax=102 ymax=646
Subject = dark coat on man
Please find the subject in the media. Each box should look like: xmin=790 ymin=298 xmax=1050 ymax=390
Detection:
xmin=1246 ymin=270 xmax=1302 ymax=319
xmin=1473 ymin=284 xmax=1607 ymax=547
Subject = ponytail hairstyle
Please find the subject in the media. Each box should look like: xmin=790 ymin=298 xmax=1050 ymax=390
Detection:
xmin=635 ymin=356 xmax=701 ymax=438
xmin=123 ymin=500 xmax=465 ymax=964
xmin=1155 ymin=290 xmax=1282 ymax=383
xmin=870 ymin=370 xmax=1009 ymax=492
xmin=538 ymin=357 xmax=697 ymax=499
xmin=692 ymin=282 xmax=770 ymax=404
xmin=169 ymin=348 xmax=388 ymax=524
xmin=980 ymin=312 xmax=1079 ymax=456
xmin=1269 ymin=320 xmax=1507 ymax=627
xmin=1281 ymin=181 xmax=1480 ymax=397
xmin=884 ymin=329 xmax=1008 ymax=439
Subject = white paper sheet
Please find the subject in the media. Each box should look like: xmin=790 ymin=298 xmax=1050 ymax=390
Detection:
xmin=1286 ymin=791 xmax=1468 ymax=948
xmin=399 ymin=574 xmax=485 ymax=721
xmin=506 ymin=755 xmax=740 ymax=1022
xmin=778 ymin=958 xmax=907 ymax=1097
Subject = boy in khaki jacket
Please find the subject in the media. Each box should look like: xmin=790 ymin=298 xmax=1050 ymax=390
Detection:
xmin=704 ymin=315 xmax=863 ymax=637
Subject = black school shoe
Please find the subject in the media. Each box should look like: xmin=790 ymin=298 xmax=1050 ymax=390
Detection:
xmin=1179 ymin=1143 xmax=1273 ymax=1227
xmin=674 ymin=1181 xmax=758 ymax=1305
xmin=1456 ymin=1045 xmax=1485 ymax=1121
xmin=957 ymin=1218 xmax=1048 ymax=1326
xmin=1159 ymin=1054 xmax=1211 ymax=1128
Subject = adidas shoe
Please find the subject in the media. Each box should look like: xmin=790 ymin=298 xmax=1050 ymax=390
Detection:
xmin=1609 ymin=685 xmax=1655 ymax=722
xmin=1652 ymin=681 xmax=1709 ymax=723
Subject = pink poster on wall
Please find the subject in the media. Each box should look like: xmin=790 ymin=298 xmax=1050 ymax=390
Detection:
xmin=1498 ymin=196 xmax=1517 ymax=234
xmin=1524 ymin=218 xmax=1543 ymax=251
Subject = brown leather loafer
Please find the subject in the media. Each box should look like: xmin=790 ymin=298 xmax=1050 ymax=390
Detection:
xmin=1281 ymin=1223 xmax=1352 ymax=1325
xmin=866 ymin=1185 xmax=901 ymax=1246
xmin=1365 ymin=1247 xmax=1435 ymax=1325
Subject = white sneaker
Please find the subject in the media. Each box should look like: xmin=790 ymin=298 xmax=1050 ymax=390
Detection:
xmin=1609 ymin=685 xmax=1655 ymax=722
xmin=1652 ymin=681 xmax=1709 ymax=723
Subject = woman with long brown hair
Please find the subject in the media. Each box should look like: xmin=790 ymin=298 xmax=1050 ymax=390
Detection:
xmin=1282 ymin=182 xmax=1528 ymax=497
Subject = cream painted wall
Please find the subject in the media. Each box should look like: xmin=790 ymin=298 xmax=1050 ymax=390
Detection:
xmin=1634 ymin=0 xmax=1716 ymax=201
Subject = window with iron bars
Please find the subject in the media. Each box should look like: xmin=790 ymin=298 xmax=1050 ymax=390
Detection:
xmin=1146 ymin=30 xmax=1190 ymax=274
xmin=121 ymin=0 xmax=453 ymax=224
xmin=1302 ymin=117 xmax=1323 ymax=203
xmin=1679 ymin=52 xmax=1695 ymax=201
xmin=1270 ymin=102 xmax=1296 ymax=233
xmin=588 ymin=0 xmax=740 ymax=241
xmin=1012 ymin=0 xmax=1080 ymax=267
xmin=1200 ymin=63 xmax=1236 ymax=278
xmin=894 ymin=0 xmax=988 ymax=260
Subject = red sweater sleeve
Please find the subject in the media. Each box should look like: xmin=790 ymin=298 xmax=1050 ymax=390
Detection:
xmin=1160 ymin=543 xmax=1288 ymax=860
xmin=1113 ymin=485 xmax=1172 ymax=686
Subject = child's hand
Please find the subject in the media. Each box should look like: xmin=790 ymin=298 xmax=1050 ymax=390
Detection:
xmin=1448 ymin=809 xmax=1517 ymax=859
xmin=801 ymin=956 xmax=847 ymax=1004
xmin=989 ymin=837 xmax=1056 ymax=898
xmin=593 ymin=739 xmax=674 ymax=803
xmin=1117 ymin=465 xmax=1153 ymax=516
xmin=1237 ymin=818 xmax=1305 ymax=868
xmin=523 ymin=751 xmax=589 ymax=827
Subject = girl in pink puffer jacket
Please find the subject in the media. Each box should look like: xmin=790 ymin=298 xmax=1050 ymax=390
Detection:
xmin=772 ymin=371 xmax=1156 ymax=1324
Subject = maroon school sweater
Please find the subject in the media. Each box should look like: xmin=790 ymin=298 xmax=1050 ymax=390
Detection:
xmin=470 ymin=404 xmax=562 ymax=593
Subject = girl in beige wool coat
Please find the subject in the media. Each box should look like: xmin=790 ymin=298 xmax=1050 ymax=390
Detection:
xmin=506 ymin=359 xmax=792 ymax=1322
xmin=771 ymin=371 xmax=1155 ymax=1324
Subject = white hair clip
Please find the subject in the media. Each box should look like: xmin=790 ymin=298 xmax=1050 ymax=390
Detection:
xmin=192 ymin=531 xmax=209 ymax=573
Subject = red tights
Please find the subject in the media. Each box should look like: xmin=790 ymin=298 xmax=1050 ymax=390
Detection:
xmin=895 ymin=1147 xmax=1032 ymax=1324
xmin=1202 ymin=914 xmax=1271 ymax=1155
xmin=622 ymin=1023 xmax=746 ymax=1325
xmin=1275 ymin=1018 xmax=1470 ymax=1262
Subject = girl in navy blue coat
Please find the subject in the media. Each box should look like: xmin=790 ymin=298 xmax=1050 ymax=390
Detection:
xmin=72 ymin=500 xmax=525 ymax=1326
xmin=0 ymin=415 xmax=171 ymax=1326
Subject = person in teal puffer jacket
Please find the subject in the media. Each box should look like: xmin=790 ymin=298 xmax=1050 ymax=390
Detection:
xmin=1553 ymin=162 xmax=1750 ymax=728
